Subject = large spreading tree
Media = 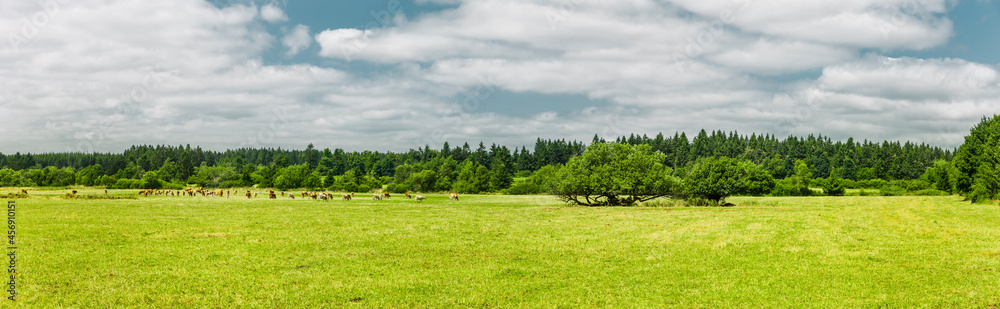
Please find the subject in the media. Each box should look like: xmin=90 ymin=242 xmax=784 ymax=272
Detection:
xmin=550 ymin=143 xmax=679 ymax=206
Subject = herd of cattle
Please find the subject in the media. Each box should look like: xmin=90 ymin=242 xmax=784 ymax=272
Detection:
xmin=131 ymin=187 xmax=460 ymax=202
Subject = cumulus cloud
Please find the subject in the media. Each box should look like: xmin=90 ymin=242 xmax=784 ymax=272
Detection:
xmin=282 ymin=24 xmax=311 ymax=56
xmin=0 ymin=0 xmax=995 ymax=154
xmin=260 ymin=4 xmax=287 ymax=23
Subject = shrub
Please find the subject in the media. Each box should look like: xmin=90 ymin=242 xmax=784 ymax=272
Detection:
xmin=772 ymin=178 xmax=813 ymax=196
xmin=879 ymin=185 xmax=907 ymax=196
xmin=387 ymin=183 xmax=409 ymax=194
xmin=341 ymin=181 xmax=358 ymax=193
xmin=912 ymin=189 xmax=950 ymax=196
xmin=823 ymin=174 xmax=846 ymax=196
xmin=503 ymin=181 xmax=543 ymax=195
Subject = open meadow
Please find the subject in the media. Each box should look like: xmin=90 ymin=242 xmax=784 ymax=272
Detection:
xmin=7 ymin=188 xmax=1000 ymax=307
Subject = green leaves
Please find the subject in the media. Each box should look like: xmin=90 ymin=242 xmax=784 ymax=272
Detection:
xmin=953 ymin=115 xmax=1000 ymax=203
xmin=683 ymin=157 xmax=776 ymax=204
xmin=551 ymin=143 xmax=679 ymax=206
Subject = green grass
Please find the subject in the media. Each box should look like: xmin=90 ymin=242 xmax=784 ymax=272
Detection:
xmin=7 ymin=188 xmax=1000 ymax=307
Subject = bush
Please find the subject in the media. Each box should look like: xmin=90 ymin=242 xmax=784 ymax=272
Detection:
xmin=357 ymin=184 xmax=372 ymax=193
xmin=839 ymin=179 xmax=857 ymax=189
xmin=912 ymin=189 xmax=950 ymax=196
xmin=772 ymin=178 xmax=813 ymax=196
xmin=904 ymin=179 xmax=932 ymax=192
xmin=160 ymin=181 xmax=185 ymax=190
xmin=823 ymin=174 xmax=846 ymax=196
xmin=857 ymin=179 xmax=888 ymax=189
xmin=387 ymin=183 xmax=409 ymax=194
xmin=503 ymin=181 xmax=544 ymax=195
xmin=879 ymin=185 xmax=907 ymax=196
xmin=341 ymin=181 xmax=358 ymax=193
xmin=110 ymin=179 xmax=144 ymax=189
xmin=810 ymin=177 xmax=829 ymax=189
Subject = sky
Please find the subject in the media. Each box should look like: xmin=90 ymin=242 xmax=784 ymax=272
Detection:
xmin=1 ymin=0 xmax=999 ymax=154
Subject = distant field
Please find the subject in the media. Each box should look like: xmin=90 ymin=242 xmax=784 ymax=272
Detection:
xmin=6 ymin=188 xmax=1000 ymax=307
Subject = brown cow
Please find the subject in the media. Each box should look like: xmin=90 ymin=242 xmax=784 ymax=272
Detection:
xmin=449 ymin=193 xmax=459 ymax=200
xmin=383 ymin=192 xmax=391 ymax=199
xmin=415 ymin=195 xmax=426 ymax=202
xmin=288 ymin=193 xmax=295 ymax=199
xmin=342 ymin=194 xmax=351 ymax=201
xmin=405 ymin=193 xmax=412 ymax=199
xmin=372 ymin=194 xmax=382 ymax=201
xmin=71 ymin=190 xmax=77 ymax=195
xmin=21 ymin=189 xmax=27 ymax=195
xmin=246 ymin=190 xmax=252 ymax=199
xmin=269 ymin=190 xmax=277 ymax=199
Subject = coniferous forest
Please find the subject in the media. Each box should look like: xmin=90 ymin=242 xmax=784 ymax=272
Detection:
xmin=0 ymin=129 xmax=954 ymax=196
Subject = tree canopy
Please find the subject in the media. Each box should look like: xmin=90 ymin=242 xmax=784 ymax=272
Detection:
xmin=953 ymin=115 xmax=1000 ymax=203
xmin=683 ymin=157 xmax=775 ymax=204
xmin=550 ymin=143 xmax=679 ymax=206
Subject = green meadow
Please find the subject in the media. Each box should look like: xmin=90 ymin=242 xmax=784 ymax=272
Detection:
xmin=7 ymin=188 xmax=1000 ymax=307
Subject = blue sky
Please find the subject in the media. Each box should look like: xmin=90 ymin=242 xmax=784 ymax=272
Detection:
xmin=1 ymin=0 xmax=999 ymax=153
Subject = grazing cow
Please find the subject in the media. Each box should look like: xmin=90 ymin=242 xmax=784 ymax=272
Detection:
xmin=301 ymin=191 xmax=308 ymax=197
xmin=383 ymin=193 xmax=391 ymax=199
xmin=351 ymin=192 xmax=355 ymax=197
xmin=320 ymin=193 xmax=329 ymax=202
xmin=280 ymin=191 xmax=284 ymax=198
xmin=246 ymin=190 xmax=252 ymax=199
xmin=71 ymin=190 xmax=77 ymax=195
xmin=21 ymin=189 xmax=27 ymax=195
xmin=288 ymin=193 xmax=295 ymax=199
xmin=373 ymin=194 xmax=382 ymax=201
xmin=415 ymin=195 xmax=426 ymax=202
xmin=254 ymin=193 xmax=258 ymax=198
xmin=449 ymin=193 xmax=459 ymax=200
xmin=104 ymin=189 xmax=108 ymax=196
xmin=269 ymin=190 xmax=277 ymax=199
xmin=405 ymin=193 xmax=412 ymax=199
xmin=342 ymin=194 xmax=351 ymax=201
xmin=310 ymin=192 xmax=318 ymax=200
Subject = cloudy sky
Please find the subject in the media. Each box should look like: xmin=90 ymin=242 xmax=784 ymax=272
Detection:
xmin=1 ymin=0 xmax=999 ymax=153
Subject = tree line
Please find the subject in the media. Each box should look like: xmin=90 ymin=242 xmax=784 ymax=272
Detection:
xmin=0 ymin=130 xmax=955 ymax=196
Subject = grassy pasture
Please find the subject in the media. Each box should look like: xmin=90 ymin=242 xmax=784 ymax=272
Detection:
xmin=5 ymin=188 xmax=1000 ymax=307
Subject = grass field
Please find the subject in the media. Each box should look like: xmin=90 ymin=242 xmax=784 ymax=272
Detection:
xmin=6 ymin=188 xmax=1000 ymax=307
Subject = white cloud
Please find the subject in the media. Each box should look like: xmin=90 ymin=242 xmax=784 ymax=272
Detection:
xmin=282 ymin=24 xmax=311 ymax=56
xmin=260 ymin=4 xmax=287 ymax=23
xmin=0 ymin=0 xmax=994 ymax=154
